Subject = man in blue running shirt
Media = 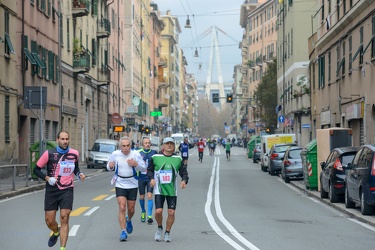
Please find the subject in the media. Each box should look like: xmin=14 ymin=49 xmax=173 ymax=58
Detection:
xmin=178 ymin=137 xmax=190 ymax=165
xmin=138 ymin=137 xmax=157 ymax=224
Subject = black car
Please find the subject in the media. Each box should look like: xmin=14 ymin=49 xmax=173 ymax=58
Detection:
xmin=320 ymin=147 xmax=359 ymax=203
xmin=345 ymin=145 xmax=375 ymax=215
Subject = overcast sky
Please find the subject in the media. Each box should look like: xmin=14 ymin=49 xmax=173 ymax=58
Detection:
xmin=154 ymin=0 xmax=244 ymax=84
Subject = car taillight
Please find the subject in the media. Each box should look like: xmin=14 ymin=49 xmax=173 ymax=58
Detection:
xmin=371 ymin=155 xmax=375 ymax=176
xmin=270 ymin=153 xmax=278 ymax=160
xmin=333 ymin=158 xmax=343 ymax=171
xmin=284 ymin=160 xmax=291 ymax=165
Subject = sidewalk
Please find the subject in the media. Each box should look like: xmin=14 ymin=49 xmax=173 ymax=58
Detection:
xmin=0 ymin=164 xmax=104 ymax=200
xmin=289 ymin=178 xmax=375 ymax=228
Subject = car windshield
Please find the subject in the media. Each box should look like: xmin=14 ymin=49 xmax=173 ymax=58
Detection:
xmin=341 ymin=154 xmax=356 ymax=165
xmin=288 ymin=149 xmax=302 ymax=159
xmin=274 ymin=146 xmax=291 ymax=153
xmin=150 ymin=137 xmax=159 ymax=147
xmin=92 ymin=143 xmax=117 ymax=153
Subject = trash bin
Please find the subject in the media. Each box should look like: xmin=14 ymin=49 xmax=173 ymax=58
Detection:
xmin=247 ymin=135 xmax=261 ymax=158
xmin=301 ymin=139 xmax=318 ymax=190
xmin=29 ymin=141 xmax=58 ymax=179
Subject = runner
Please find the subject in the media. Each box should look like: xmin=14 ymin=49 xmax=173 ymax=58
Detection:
xmin=148 ymin=137 xmax=189 ymax=242
xmin=225 ymin=139 xmax=231 ymax=161
xmin=33 ymin=131 xmax=85 ymax=250
xmin=137 ymin=137 xmax=157 ymax=224
xmin=197 ymin=138 xmax=205 ymax=162
xmin=107 ymin=136 xmax=146 ymax=241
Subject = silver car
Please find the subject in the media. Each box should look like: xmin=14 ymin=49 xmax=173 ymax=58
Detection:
xmin=281 ymin=146 xmax=303 ymax=183
xmin=268 ymin=143 xmax=297 ymax=175
xmin=87 ymin=139 xmax=118 ymax=169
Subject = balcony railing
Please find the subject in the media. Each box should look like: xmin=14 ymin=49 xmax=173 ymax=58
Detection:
xmin=97 ymin=18 xmax=111 ymax=38
xmin=98 ymin=66 xmax=111 ymax=83
xmin=158 ymin=76 xmax=168 ymax=88
xmin=72 ymin=0 xmax=91 ymax=17
xmin=73 ymin=52 xmax=90 ymax=74
xmin=158 ymin=57 xmax=167 ymax=68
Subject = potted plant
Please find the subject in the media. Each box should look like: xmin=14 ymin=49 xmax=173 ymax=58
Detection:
xmin=73 ymin=38 xmax=83 ymax=58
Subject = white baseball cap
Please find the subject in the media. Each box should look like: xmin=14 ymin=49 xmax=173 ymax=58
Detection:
xmin=163 ymin=137 xmax=175 ymax=144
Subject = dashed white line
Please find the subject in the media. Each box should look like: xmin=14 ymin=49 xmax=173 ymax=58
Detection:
xmin=69 ymin=225 xmax=80 ymax=236
xmin=84 ymin=206 xmax=100 ymax=216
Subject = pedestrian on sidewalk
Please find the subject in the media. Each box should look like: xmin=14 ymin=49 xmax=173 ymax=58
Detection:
xmin=33 ymin=130 xmax=85 ymax=250
xmin=148 ymin=137 xmax=189 ymax=242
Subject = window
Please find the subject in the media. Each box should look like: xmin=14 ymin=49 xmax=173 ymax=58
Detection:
xmin=5 ymin=96 xmax=10 ymax=143
xmin=45 ymin=120 xmax=50 ymax=140
xmin=67 ymin=18 xmax=70 ymax=50
xmin=4 ymin=11 xmax=15 ymax=56
xmin=319 ymin=55 xmax=325 ymax=89
xmin=328 ymin=51 xmax=331 ymax=82
xmin=349 ymin=36 xmax=352 ymax=72
xmin=30 ymin=118 xmax=37 ymax=145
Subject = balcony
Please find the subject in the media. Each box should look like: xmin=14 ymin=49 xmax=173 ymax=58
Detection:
xmin=158 ymin=76 xmax=168 ymax=88
xmin=73 ymin=52 xmax=91 ymax=74
xmin=158 ymin=57 xmax=167 ymax=68
xmin=158 ymin=100 xmax=168 ymax=108
xmin=72 ymin=0 xmax=91 ymax=17
xmin=98 ymin=66 xmax=111 ymax=83
xmin=97 ymin=19 xmax=111 ymax=39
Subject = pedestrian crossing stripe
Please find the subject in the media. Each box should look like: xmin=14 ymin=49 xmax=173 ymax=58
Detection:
xmin=70 ymin=207 xmax=90 ymax=216
xmin=92 ymin=195 xmax=108 ymax=201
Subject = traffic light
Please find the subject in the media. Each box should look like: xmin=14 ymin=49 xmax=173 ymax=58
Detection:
xmin=138 ymin=124 xmax=145 ymax=133
xmin=226 ymin=94 xmax=233 ymax=103
xmin=145 ymin=126 xmax=150 ymax=134
xmin=212 ymin=93 xmax=219 ymax=103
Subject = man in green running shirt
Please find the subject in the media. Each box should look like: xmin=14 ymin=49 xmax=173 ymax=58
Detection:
xmin=226 ymin=139 xmax=231 ymax=160
xmin=147 ymin=137 xmax=189 ymax=243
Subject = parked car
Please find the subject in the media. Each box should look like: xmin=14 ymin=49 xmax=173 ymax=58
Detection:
xmin=87 ymin=139 xmax=119 ymax=169
xmin=281 ymin=146 xmax=303 ymax=183
xmin=320 ymin=146 xmax=359 ymax=203
xmin=345 ymin=145 xmax=375 ymax=215
xmin=268 ymin=143 xmax=297 ymax=175
xmin=253 ymin=143 xmax=261 ymax=164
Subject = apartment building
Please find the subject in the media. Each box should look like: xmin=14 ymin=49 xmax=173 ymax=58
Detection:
xmin=309 ymin=0 xmax=375 ymax=146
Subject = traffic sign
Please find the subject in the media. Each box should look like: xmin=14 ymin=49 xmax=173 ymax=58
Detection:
xmin=278 ymin=115 xmax=285 ymax=123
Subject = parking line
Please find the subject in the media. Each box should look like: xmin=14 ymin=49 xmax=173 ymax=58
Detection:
xmin=70 ymin=207 xmax=90 ymax=216
xmin=92 ymin=195 xmax=108 ymax=201
xmin=69 ymin=225 xmax=80 ymax=236
xmin=84 ymin=206 xmax=100 ymax=216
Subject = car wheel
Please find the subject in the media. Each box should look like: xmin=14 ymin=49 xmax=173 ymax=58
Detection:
xmin=320 ymin=181 xmax=328 ymax=199
xmin=329 ymin=183 xmax=339 ymax=203
xmin=345 ymin=185 xmax=355 ymax=208
xmin=361 ymin=190 xmax=374 ymax=215
xmin=284 ymin=176 xmax=290 ymax=183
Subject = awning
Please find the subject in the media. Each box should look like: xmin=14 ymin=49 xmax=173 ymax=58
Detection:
xmin=32 ymin=52 xmax=46 ymax=69
xmin=24 ymin=48 xmax=36 ymax=65
xmin=5 ymin=33 xmax=15 ymax=54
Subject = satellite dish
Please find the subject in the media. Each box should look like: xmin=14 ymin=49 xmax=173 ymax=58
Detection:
xmin=296 ymin=74 xmax=309 ymax=86
xmin=132 ymin=96 xmax=140 ymax=106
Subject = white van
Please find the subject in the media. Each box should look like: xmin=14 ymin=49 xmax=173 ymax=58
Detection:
xmin=260 ymin=134 xmax=296 ymax=171
xmin=171 ymin=133 xmax=185 ymax=153
xmin=87 ymin=139 xmax=118 ymax=169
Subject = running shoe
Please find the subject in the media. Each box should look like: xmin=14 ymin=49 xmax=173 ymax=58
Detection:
xmin=119 ymin=230 xmax=128 ymax=241
xmin=48 ymin=227 xmax=60 ymax=247
xmin=164 ymin=232 xmax=172 ymax=242
xmin=141 ymin=212 xmax=146 ymax=222
xmin=126 ymin=219 xmax=133 ymax=234
xmin=147 ymin=216 xmax=153 ymax=224
xmin=154 ymin=227 xmax=163 ymax=241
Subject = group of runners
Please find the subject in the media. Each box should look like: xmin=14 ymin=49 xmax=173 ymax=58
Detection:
xmin=34 ymin=131 xmax=189 ymax=249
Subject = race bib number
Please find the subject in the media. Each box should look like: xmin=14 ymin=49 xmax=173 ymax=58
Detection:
xmin=59 ymin=161 xmax=75 ymax=176
xmin=182 ymin=152 xmax=188 ymax=157
xmin=159 ymin=170 xmax=172 ymax=184
xmin=199 ymin=145 xmax=203 ymax=149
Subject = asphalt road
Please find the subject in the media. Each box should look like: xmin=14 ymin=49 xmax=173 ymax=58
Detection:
xmin=1 ymin=147 xmax=375 ymax=249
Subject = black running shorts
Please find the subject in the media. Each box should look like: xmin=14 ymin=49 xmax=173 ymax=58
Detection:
xmin=154 ymin=194 xmax=177 ymax=210
xmin=44 ymin=188 xmax=74 ymax=211
xmin=138 ymin=179 xmax=153 ymax=195
xmin=115 ymin=187 xmax=138 ymax=200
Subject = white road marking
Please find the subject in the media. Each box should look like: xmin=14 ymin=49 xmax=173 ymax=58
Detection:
xmin=347 ymin=218 xmax=375 ymax=232
xmin=205 ymin=157 xmax=260 ymax=249
xmin=69 ymin=225 xmax=80 ymax=236
xmin=205 ymin=157 xmax=245 ymax=250
xmin=105 ymin=194 xmax=116 ymax=200
xmin=84 ymin=206 xmax=100 ymax=216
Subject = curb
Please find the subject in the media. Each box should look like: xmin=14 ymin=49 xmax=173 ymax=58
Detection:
xmin=289 ymin=180 xmax=375 ymax=228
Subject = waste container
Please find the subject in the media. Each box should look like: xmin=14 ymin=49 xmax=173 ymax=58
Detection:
xmin=29 ymin=141 xmax=58 ymax=179
xmin=247 ymin=135 xmax=261 ymax=158
xmin=301 ymin=139 xmax=318 ymax=190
